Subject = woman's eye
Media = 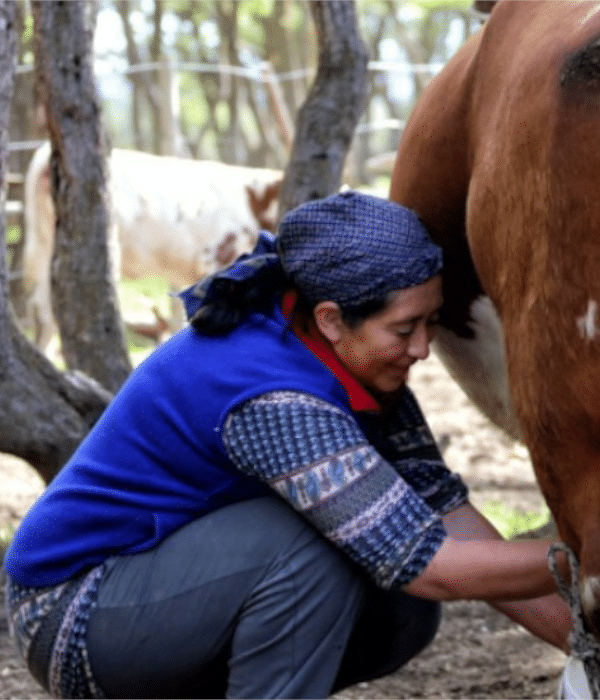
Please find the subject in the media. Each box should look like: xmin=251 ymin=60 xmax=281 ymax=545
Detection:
xmin=395 ymin=325 xmax=415 ymax=338
xmin=395 ymin=316 xmax=439 ymax=338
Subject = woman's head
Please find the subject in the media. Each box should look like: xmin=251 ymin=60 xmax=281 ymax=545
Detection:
xmin=182 ymin=190 xmax=444 ymax=366
xmin=277 ymin=191 xmax=444 ymax=394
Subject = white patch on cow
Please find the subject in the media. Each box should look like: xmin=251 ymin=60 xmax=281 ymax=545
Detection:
xmin=21 ymin=143 xmax=282 ymax=351
xmin=580 ymin=575 xmax=600 ymax=622
xmin=577 ymin=299 xmax=600 ymax=341
xmin=430 ymin=295 xmax=522 ymax=441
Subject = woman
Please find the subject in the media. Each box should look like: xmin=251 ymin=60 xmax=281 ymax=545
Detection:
xmin=4 ymin=191 xmax=571 ymax=699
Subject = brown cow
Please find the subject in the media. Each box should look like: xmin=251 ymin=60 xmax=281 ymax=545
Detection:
xmin=390 ymin=0 xmax=600 ymax=637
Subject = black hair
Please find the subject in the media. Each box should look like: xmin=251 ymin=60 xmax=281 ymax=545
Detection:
xmin=190 ymin=264 xmax=394 ymax=337
xmin=338 ymin=295 xmax=390 ymax=328
xmin=190 ymin=265 xmax=287 ymax=336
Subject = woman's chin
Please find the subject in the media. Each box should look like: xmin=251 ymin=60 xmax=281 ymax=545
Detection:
xmin=382 ymin=369 xmax=410 ymax=392
xmin=368 ymin=375 xmax=409 ymax=400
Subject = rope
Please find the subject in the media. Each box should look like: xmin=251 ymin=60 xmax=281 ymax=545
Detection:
xmin=548 ymin=542 xmax=600 ymax=698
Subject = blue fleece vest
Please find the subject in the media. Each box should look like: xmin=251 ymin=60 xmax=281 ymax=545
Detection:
xmin=5 ymin=305 xmax=352 ymax=587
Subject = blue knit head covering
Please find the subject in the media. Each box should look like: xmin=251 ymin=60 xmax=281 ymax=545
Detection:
xmin=277 ymin=190 xmax=443 ymax=307
xmin=179 ymin=190 xmax=442 ymax=321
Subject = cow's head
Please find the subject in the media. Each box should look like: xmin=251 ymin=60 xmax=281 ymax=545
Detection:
xmin=246 ymin=180 xmax=282 ymax=232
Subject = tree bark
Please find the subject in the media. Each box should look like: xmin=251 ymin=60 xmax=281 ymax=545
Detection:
xmin=277 ymin=0 xmax=369 ymax=217
xmin=116 ymin=0 xmax=158 ymax=152
xmin=32 ymin=0 xmax=132 ymax=393
xmin=0 ymin=0 xmax=112 ymax=484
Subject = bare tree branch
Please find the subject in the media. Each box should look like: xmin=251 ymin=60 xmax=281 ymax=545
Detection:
xmin=278 ymin=0 xmax=369 ymax=215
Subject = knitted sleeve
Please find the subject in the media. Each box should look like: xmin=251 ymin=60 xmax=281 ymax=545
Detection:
xmin=370 ymin=386 xmax=469 ymax=516
xmin=222 ymin=391 xmax=447 ymax=590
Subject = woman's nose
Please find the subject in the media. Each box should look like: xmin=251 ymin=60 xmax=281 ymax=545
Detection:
xmin=408 ymin=323 xmax=431 ymax=360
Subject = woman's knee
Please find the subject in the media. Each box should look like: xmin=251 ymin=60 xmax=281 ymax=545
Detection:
xmin=407 ymin=596 xmax=441 ymax=652
xmin=253 ymin=509 xmax=366 ymax=620
xmin=333 ymin=589 xmax=441 ymax=691
xmin=88 ymin=499 xmax=366 ymax=698
xmin=222 ymin=509 xmax=368 ymax=698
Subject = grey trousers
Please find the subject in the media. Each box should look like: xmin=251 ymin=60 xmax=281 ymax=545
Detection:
xmin=86 ymin=497 xmax=440 ymax=699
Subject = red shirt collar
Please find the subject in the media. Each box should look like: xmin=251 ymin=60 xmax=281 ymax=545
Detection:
xmin=281 ymin=290 xmax=381 ymax=413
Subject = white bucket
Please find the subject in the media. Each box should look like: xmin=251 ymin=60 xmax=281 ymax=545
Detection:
xmin=557 ymin=657 xmax=593 ymax=699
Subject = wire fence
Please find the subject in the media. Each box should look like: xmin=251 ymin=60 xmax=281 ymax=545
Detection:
xmin=4 ymin=56 xmax=445 ymax=226
xmin=8 ymin=57 xmax=444 ymax=155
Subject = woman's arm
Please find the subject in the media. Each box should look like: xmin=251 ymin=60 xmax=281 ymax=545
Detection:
xmin=224 ymin=391 xmax=571 ymax=651
xmin=402 ymin=501 xmax=572 ymax=652
xmin=402 ymin=534 xmax=560 ymax=601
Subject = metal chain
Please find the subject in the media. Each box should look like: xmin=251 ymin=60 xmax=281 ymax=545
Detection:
xmin=548 ymin=542 xmax=600 ymax=698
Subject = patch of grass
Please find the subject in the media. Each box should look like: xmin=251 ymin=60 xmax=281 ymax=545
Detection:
xmin=0 ymin=522 xmax=16 ymax=550
xmin=6 ymin=224 xmax=21 ymax=245
xmin=126 ymin=330 xmax=160 ymax=367
xmin=118 ymin=275 xmax=173 ymax=319
xmin=27 ymin=275 xmax=178 ymax=370
xmin=481 ymin=501 xmax=551 ymax=540
xmin=119 ymin=275 xmax=178 ymax=366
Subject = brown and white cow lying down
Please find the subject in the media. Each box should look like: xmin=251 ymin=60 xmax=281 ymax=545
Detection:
xmin=390 ymin=0 xmax=600 ymax=637
xmin=22 ymin=142 xmax=282 ymax=350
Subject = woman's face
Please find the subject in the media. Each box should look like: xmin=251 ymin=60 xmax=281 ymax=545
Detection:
xmin=316 ymin=276 xmax=443 ymax=395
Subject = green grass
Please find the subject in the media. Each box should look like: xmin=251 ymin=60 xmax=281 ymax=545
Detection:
xmin=22 ymin=275 xmax=177 ymax=369
xmin=0 ymin=522 xmax=15 ymax=550
xmin=480 ymin=501 xmax=552 ymax=540
xmin=124 ymin=334 xmax=157 ymax=367
xmin=118 ymin=275 xmax=176 ymax=366
xmin=118 ymin=275 xmax=173 ymax=319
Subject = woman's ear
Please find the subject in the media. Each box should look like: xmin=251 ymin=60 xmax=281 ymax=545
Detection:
xmin=313 ymin=301 xmax=344 ymax=344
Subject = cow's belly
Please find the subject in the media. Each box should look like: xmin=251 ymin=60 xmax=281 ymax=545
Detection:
xmin=432 ymin=295 xmax=522 ymax=441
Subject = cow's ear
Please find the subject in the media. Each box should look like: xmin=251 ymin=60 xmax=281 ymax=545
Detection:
xmin=314 ymin=301 xmax=344 ymax=343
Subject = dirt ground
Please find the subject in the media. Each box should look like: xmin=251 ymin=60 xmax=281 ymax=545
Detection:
xmin=0 ymin=351 xmax=568 ymax=699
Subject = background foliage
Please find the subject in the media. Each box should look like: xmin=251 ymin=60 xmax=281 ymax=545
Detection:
xmin=12 ymin=0 xmax=482 ymax=181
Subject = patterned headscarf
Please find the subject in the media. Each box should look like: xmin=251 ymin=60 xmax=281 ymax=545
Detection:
xmin=277 ymin=190 xmax=443 ymax=307
xmin=179 ymin=190 xmax=443 ymax=320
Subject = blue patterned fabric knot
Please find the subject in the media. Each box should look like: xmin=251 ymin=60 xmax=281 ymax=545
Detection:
xmin=178 ymin=230 xmax=281 ymax=321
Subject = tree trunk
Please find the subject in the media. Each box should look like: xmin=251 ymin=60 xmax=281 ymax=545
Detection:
xmin=32 ymin=0 xmax=132 ymax=393
xmin=116 ymin=0 xmax=158 ymax=152
xmin=0 ymin=0 xmax=112 ymax=484
xmin=7 ymin=3 xmax=35 ymax=322
xmin=277 ymin=0 xmax=369 ymax=217
xmin=148 ymin=0 xmax=164 ymax=154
